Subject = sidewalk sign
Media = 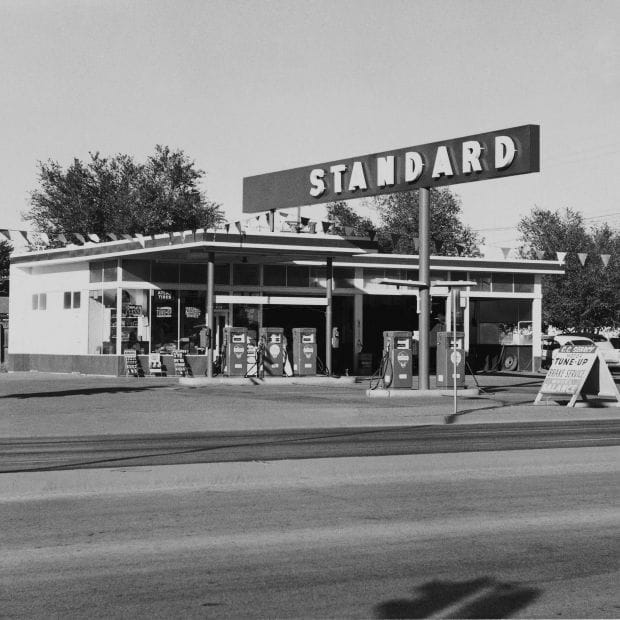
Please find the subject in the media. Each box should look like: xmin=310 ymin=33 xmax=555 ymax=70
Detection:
xmin=534 ymin=344 xmax=620 ymax=407
xmin=124 ymin=350 xmax=140 ymax=377
xmin=149 ymin=353 xmax=163 ymax=376
xmin=172 ymin=350 xmax=190 ymax=377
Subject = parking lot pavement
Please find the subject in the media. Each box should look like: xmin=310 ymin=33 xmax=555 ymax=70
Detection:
xmin=0 ymin=371 xmax=618 ymax=438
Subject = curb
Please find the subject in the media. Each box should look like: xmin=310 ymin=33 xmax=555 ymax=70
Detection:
xmin=178 ymin=375 xmax=358 ymax=387
xmin=366 ymin=387 xmax=481 ymax=399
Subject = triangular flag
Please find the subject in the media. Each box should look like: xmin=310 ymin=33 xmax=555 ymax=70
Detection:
xmin=344 ymin=225 xmax=354 ymax=236
xmin=300 ymin=217 xmax=310 ymax=226
xmin=322 ymin=221 xmax=332 ymax=234
xmin=535 ymin=249 xmax=545 ymax=259
xmin=39 ymin=232 xmax=50 ymax=245
xmin=106 ymin=233 xmax=118 ymax=241
xmin=413 ymin=237 xmax=420 ymax=252
xmin=234 ymin=221 xmax=242 ymax=233
xmin=0 ymin=229 xmax=9 ymax=241
xmin=577 ymin=252 xmax=588 ymax=266
xmin=556 ymin=251 xmax=567 ymax=263
xmin=56 ymin=233 xmax=67 ymax=244
xmin=73 ymin=233 xmax=86 ymax=244
xmin=455 ymin=242 xmax=466 ymax=256
xmin=279 ymin=211 xmax=289 ymax=218
xmin=224 ymin=223 xmax=230 ymax=233
xmin=88 ymin=233 xmax=100 ymax=243
xmin=601 ymin=254 xmax=610 ymax=267
xmin=501 ymin=247 xmax=511 ymax=259
xmin=265 ymin=212 xmax=272 ymax=229
xmin=368 ymin=229 xmax=376 ymax=242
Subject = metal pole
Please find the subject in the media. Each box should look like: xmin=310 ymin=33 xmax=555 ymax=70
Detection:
xmin=453 ymin=288 xmax=457 ymax=415
xmin=325 ymin=256 xmax=333 ymax=376
xmin=206 ymin=251 xmax=215 ymax=378
xmin=418 ymin=187 xmax=430 ymax=390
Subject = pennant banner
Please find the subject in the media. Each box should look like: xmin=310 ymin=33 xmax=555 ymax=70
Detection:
xmin=556 ymin=251 xmax=567 ymax=263
xmin=577 ymin=252 xmax=588 ymax=266
xmin=322 ymin=221 xmax=332 ymax=234
xmin=601 ymin=254 xmax=610 ymax=267
xmin=535 ymin=249 xmax=545 ymax=260
xmin=368 ymin=229 xmax=377 ymax=242
xmin=501 ymin=247 xmax=511 ymax=259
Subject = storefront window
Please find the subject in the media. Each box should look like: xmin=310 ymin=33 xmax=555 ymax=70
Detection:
xmin=122 ymin=260 xmax=150 ymax=282
xmin=152 ymin=262 xmax=179 ymax=283
xmin=310 ymin=267 xmax=326 ymax=288
xmin=120 ymin=289 xmax=150 ymax=353
xmin=492 ymin=273 xmax=513 ymax=292
xmin=215 ymin=264 xmax=230 ymax=286
xmin=88 ymin=289 xmax=117 ymax=354
xmin=233 ymin=263 xmax=259 ymax=286
xmin=234 ymin=304 xmax=259 ymax=334
xmin=151 ymin=289 xmax=177 ymax=353
xmin=181 ymin=264 xmax=206 ymax=284
xmin=90 ymin=260 xmax=119 ymax=283
xmin=334 ymin=267 xmax=355 ymax=288
xmin=470 ymin=274 xmax=491 ymax=291
xmin=287 ymin=266 xmax=309 ymax=287
xmin=263 ymin=265 xmax=286 ymax=287
xmin=180 ymin=291 xmax=206 ymax=354
xmin=514 ymin=274 xmax=534 ymax=292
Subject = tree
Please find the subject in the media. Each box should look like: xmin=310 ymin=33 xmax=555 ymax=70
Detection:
xmin=24 ymin=146 xmax=225 ymax=240
xmin=0 ymin=240 xmax=11 ymax=295
xmin=326 ymin=201 xmax=376 ymax=237
xmin=518 ymin=207 xmax=620 ymax=331
xmin=374 ymin=188 xmax=482 ymax=255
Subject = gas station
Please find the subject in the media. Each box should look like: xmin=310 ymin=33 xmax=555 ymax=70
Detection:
xmin=8 ymin=124 xmax=559 ymax=386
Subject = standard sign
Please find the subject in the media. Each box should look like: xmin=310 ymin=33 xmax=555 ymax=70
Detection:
xmin=534 ymin=343 xmax=620 ymax=407
xmin=243 ymin=124 xmax=539 ymax=213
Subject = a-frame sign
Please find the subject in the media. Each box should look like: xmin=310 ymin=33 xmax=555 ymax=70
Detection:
xmin=534 ymin=343 xmax=620 ymax=407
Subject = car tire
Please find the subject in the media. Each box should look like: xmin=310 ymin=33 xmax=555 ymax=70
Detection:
xmin=503 ymin=354 xmax=518 ymax=371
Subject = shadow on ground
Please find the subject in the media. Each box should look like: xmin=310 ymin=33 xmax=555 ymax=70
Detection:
xmin=374 ymin=577 xmax=540 ymax=619
xmin=0 ymin=385 xmax=174 ymax=399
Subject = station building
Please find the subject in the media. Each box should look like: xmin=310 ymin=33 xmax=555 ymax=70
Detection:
xmin=8 ymin=228 xmax=564 ymax=376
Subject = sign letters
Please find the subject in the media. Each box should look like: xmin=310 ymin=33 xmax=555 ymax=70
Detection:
xmin=243 ymin=125 xmax=540 ymax=213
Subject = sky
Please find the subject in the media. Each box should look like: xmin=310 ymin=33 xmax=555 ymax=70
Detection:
xmin=1 ymin=0 xmax=620 ymax=257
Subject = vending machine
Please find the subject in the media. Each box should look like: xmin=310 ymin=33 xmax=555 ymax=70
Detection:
xmin=436 ymin=331 xmax=466 ymax=388
xmin=382 ymin=331 xmax=413 ymax=389
xmin=259 ymin=327 xmax=285 ymax=376
xmin=292 ymin=327 xmax=317 ymax=376
xmin=223 ymin=326 xmax=248 ymax=376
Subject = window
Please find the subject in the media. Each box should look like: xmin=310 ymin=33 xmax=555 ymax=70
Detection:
xmin=151 ymin=289 xmax=177 ymax=353
xmin=64 ymin=291 xmax=82 ymax=309
xmin=263 ymin=265 xmax=287 ymax=287
xmin=233 ymin=263 xmax=259 ymax=286
xmin=181 ymin=263 xmax=206 ymax=284
xmin=122 ymin=259 xmax=150 ymax=282
xmin=120 ymin=289 xmax=150 ymax=354
xmin=287 ymin=266 xmax=309 ymax=287
xmin=152 ymin=262 xmax=179 ymax=283
xmin=214 ymin=264 xmax=230 ymax=286
xmin=514 ymin=274 xmax=534 ymax=292
xmin=492 ymin=273 xmax=513 ymax=292
xmin=90 ymin=260 xmax=118 ymax=283
xmin=334 ymin=268 xmax=355 ymax=288
xmin=88 ymin=289 xmax=117 ymax=354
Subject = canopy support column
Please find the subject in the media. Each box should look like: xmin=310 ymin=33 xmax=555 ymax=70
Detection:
xmin=325 ymin=256 xmax=333 ymax=376
xmin=419 ymin=187 xmax=430 ymax=390
xmin=206 ymin=251 xmax=215 ymax=378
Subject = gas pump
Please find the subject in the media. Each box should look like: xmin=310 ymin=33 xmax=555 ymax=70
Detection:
xmin=223 ymin=326 xmax=248 ymax=376
xmin=382 ymin=331 xmax=413 ymax=388
xmin=436 ymin=331 xmax=465 ymax=388
xmin=292 ymin=327 xmax=317 ymax=376
xmin=259 ymin=327 xmax=285 ymax=376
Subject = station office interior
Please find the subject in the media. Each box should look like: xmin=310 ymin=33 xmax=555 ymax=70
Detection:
xmin=8 ymin=228 xmax=564 ymax=376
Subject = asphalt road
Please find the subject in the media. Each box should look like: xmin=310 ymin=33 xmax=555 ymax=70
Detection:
xmin=2 ymin=419 xmax=620 ymax=472
xmin=2 ymin=447 xmax=618 ymax=618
